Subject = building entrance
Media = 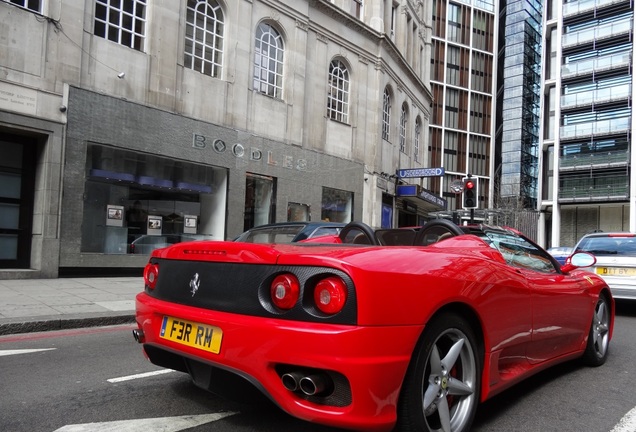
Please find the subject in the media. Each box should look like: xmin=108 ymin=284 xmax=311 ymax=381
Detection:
xmin=0 ymin=133 xmax=36 ymax=269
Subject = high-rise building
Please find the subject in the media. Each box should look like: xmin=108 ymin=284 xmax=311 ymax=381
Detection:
xmin=428 ymin=0 xmax=497 ymax=219
xmin=495 ymin=0 xmax=542 ymax=212
xmin=539 ymin=0 xmax=634 ymax=247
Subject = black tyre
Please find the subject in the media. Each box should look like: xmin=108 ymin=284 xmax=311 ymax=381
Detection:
xmin=581 ymin=293 xmax=611 ymax=367
xmin=397 ymin=313 xmax=481 ymax=432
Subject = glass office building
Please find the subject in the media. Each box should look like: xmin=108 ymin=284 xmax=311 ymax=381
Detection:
xmin=539 ymin=0 xmax=635 ymax=247
xmin=495 ymin=0 xmax=542 ymax=211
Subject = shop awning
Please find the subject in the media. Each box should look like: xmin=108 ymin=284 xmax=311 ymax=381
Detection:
xmin=396 ymin=184 xmax=447 ymax=212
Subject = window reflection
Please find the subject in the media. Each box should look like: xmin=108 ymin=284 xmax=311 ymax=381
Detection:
xmin=81 ymin=144 xmax=226 ymax=254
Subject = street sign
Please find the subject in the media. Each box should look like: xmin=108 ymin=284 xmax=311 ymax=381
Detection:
xmin=395 ymin=167 xmax=445 ymax=178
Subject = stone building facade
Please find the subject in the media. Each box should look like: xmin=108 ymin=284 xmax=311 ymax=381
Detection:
xmin=0 ymin=0 xmax=432 ymax=277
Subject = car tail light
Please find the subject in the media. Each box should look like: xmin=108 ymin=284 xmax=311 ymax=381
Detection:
xmin=314 ymin=276 xmax=347 ymax=315
xmin=270 ymin=274 xmax=300 ymax=310
xmin=144 ymin=263 xmax=159 ymax=290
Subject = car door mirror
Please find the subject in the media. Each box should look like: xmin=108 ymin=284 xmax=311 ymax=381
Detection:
xmin=561 ymin=252 xmax=596 ymax=273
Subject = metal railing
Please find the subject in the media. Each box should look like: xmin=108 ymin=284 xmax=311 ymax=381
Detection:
xmin=561 ymin=53 xmax=631 ymax=79
xmin=560 ymin=117 xmax=630 ymax=140
xmin=560 ymin=150 xmax=629 ymax=168
xmin=561 ymin=84 xmax=631 ymax=109
xmin=562 ymin=19 xmax=632 ymax=49
xmin=559 ymin=184 xmax=628 ymax=200
xmin=563 ymin=0 xmax=629 ymax=18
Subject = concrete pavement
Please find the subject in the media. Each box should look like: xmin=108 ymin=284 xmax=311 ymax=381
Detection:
xmin=0 ymin=277 xmax=143 ymax=336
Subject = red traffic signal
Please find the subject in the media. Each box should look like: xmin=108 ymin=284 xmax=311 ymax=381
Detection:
xmin=462 ymin=177 xmax=478 ymax=209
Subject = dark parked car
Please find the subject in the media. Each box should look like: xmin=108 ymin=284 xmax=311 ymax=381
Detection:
xmin=234 ymin=221 xmax=346 ymax=243
xmin=547 ymin=246 xmax=573 ymax=265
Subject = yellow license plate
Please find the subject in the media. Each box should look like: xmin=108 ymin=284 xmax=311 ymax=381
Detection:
xmin=596 ymin=267 xmax=636 ymax=277
xmin=160 ymin=316 xmax=223 ymax=354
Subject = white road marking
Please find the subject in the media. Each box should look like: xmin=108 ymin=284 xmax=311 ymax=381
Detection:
xmin=610 ymin=406 xmax=636 ymax=432
xmin=53 ymin=413 xmax=238 ymax=432
xmin=107 ymin=369 xmax=174 ymax=383
xmin=0 ymin=348 xmax=56 ymax=357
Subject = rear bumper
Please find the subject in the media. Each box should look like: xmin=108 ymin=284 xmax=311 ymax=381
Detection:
xmin=599 ymin=278 xmax=636 ymax=300
xmin=608 ymin=286 xmax=636 ymax=300
xmin=135 ymin=292 xmax=424 ymax=432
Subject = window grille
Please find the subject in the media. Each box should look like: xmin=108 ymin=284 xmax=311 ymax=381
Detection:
xmin=253 ymin=23 xmax=284 ymax=98
xmin=351 ymin=0 xmax=363 ymax=19
xmin=327 ymin=60 xmax=350 ymax=123
xmin=399 ymin=105 xmax=408 ymax=153
xmin=382 ymin=88 xmax=391 ymax=141
xmin=94 ymin=0 xmax=146 ymax=51
xmin=184 ymin=0 xmax=224 ymax=77
xmin=414 ymin=118 xmax=421 ymax=162
xmin=8 ymin=0 xmax=41 ymax=13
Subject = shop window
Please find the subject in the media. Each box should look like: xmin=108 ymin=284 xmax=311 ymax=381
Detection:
xmin=244 ymin=173 xmax=276 ymax=231
xmin=81 ymin=144 xmax=227 ymax=254
xmin=288 ymin=202 xmax=309 ymax=221
xmin=321 ymin=187 xmax=353 ymax=223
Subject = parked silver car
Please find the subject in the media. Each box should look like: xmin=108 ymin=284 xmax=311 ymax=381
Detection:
xmin=572 ymin=232 xmax=636 ymax=300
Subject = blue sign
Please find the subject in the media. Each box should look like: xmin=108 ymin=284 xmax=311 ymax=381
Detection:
xmin=396 ymin=185 xmax=447 ymax=209
xmin=396 ymin=167 xmax=445 ymax=178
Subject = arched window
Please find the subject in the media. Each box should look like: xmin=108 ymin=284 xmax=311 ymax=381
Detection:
xmin=382 ymin=88 xmax=391 ymax=141
xmin=184 ymin=0 xmax=224 ymax=77
xmin=414 ymin=117 xmax=422 ymax=162
xmin=399 ymin=104 xmax=408 ymax=153
xmin=327 ymin=59 xmax=350 ymax=123
xmin=253 ymin=23 xmax=284 ymax=98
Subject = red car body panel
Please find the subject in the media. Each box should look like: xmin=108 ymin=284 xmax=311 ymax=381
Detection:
xmin=134 ymin=231 xmax=614 ymax=432
xmin=137 ymin=295 xmax=422 ymax=431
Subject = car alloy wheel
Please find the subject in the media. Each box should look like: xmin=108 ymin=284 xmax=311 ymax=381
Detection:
xmin=582 ymin=293 xmax=611 ymax=367
xmin=398 ymin=313 xmax=481 ymax=432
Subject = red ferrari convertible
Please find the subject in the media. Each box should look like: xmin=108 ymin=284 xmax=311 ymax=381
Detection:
xmin=133 ymin=219 xmax=614 ymax=432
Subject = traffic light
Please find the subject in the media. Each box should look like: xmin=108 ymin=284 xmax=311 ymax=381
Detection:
xmin=462 ymin=177 xmax=478 ymax=209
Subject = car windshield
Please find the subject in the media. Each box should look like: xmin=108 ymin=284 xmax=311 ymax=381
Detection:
xmin=242 ymin=225 xmax=305 ymax=243
xmin=576 ymin=236 xmax=636 ymax=256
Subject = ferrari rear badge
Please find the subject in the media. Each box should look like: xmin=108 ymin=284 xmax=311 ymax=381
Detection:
xmin=189 ymin=273 xmax=200 ymax=297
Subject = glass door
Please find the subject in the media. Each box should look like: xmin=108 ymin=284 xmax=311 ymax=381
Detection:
xmin=0 ymin=134 xmax=36 ymax=269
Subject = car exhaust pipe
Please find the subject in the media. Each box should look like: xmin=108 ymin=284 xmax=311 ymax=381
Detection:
xmin=299 ymin=374 xmax=329 ymax=396
xmin=281 ymin=372 xmax=304 ymax=392
xmin=132 ymin=329 xmax=145 ymax=343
